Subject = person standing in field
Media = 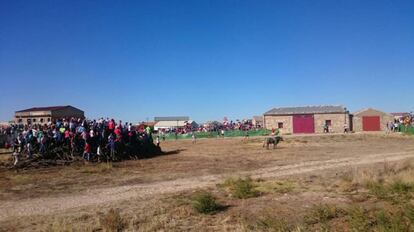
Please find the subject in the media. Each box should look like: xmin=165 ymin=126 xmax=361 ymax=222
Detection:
xmin=83 ymin=142 xmax=90 ymax=162
xmin=107 ymin=135 xmax=116 ymax=160
xmin=108 ymin=119 xmax=115 ymax=135
xmin=387 ymin=121 xmax=393 ymax=133
xmin=97 ymin=145 xmax=102 ymax=162
xmin=26 ymin=141 xmax=32 ymax=159
xmin=156 ymin=135 xmax=160 ymax=147
xmin=161 ymin=130 xmax=166 ymax=141
xmin=343 ymin=123 xmax=349 ymax=133
xmin=192 ymin=132 xmax=197 ymax=144
xmin=12 ymin=151 xmax=19 ymax=166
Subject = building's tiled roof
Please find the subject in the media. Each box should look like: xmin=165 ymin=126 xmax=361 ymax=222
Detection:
xmin=154 ymin=116 xmax=190 ymax=122
xmin=390 ymin=112 xmax=410 ymax=117
xmin=16 ymin=105 xmax=71 ymax=113
xmin=352 ymin=108 xmax=391 ymax=116
xmin=264 ymin=105 xmax=347 ymax=115
xmin=137 ymin=121 xmax=157 ymax=127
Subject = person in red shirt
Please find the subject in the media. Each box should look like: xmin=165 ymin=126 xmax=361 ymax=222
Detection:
xmin=83 ymin=143 xmax=90 ymax=161
xmin=108 ymin=119 xmax=115 ymax=135
xmin=114 ymin=127 xmax=122 ymax=141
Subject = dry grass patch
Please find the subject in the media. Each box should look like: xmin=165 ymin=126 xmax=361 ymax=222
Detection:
xmin=44 ymin=218 xmax=95 ymax=232
xmin=220 ymin=177 xmax=295 ymax=199
xmin=81 ymin=162 xmax=114 ymax=174
xmin=251 ymin=216 xmax=297 ymax=232
xmin=99 ymin=208 xmax=126 ymax=232
xmin=302 ymin=204 xmax=346 ymax=231
xmin=255 ymin=180 xmax=295 ymax=194
xmin=221 ymin=177 xmax=260 ymax=199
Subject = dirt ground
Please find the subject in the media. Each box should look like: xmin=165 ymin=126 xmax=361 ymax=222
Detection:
xmin=1 ymin=133 xmax=414 ymax=231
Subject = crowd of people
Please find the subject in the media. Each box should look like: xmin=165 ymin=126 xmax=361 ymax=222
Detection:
xmin=152 ymin=118 xmax=263 ymax=141
xmin=1 ymin=118 xmax=160 ymax=166
xmin=201 ymin=118 xmax=258 ymax=132
xmin=387 ymin=116 xmax=413 ymax=133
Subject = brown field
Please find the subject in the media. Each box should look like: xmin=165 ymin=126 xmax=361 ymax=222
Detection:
xmin=1 ymin=133 xmax=414 ymax=231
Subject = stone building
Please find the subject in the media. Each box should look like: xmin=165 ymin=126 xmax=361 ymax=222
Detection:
xmin=352 ymin=108 xmax=393 ymax=132
xmin=263 ymin=105 xmax=350 ymax=134
xmin=15 ymin=105 xmax=84 ymax=125
xmin=252 ymin=116 xmax=264 ymax=128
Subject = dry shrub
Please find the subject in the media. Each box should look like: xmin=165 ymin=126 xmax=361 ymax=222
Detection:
xmin=346 ymin=206 xmax=414 ymax=232
xmin=365 ymin=177 xmax=414 ymax=204
xmin=304 ymin=204 xmax=344 ymax=225
xmin=404 ymin=204 xmax=414 ymax=224
xmin=255 ymin=180 xmax=295 ymax=194
xmin=192 ymin=191 xmax=221 ymax=214
xmin=245 ymin=212 xmax=306 ymax=232
xmin=347 ymin=206 xmax=370 ymax=232
xmin=222 ymin=177 xmax=259 ymax=199
xmin=373 ymin=210 xmax=410 ymax=232
xmin=99 ymin=208 xmax=126 ymax=232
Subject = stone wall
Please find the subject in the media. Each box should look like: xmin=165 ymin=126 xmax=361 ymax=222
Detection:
xmin=15 ymin=110 xmax=52 ymax=125
xmin=314 ymin=113 xmax=348 ymax=133
xmin=265 ymin=113 xmax=350 ymax=134
xmin=264 ymin=115 xmax=293 ymax=134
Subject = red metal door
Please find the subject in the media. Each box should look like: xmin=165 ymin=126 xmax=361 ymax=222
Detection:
xmin=293 ymin=114 xmax=315 ymax=133
xmin=362 ymin=116 xmax=381 ymax=131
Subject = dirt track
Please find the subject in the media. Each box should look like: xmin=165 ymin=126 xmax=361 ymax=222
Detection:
xmin=1 ymin=134 xmax=414 ymax=222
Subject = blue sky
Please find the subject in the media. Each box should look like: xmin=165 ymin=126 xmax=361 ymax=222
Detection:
xmin=1 ymin=0 xmax=413 ymax=123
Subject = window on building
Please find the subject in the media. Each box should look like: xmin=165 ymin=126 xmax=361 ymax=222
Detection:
xmin=278 ymin=122 xmax=284 ymax=129
xmin=32 ymin=118 xmax=36 ymax=123
xmin=47 ymin=118 xmax=51 ymax=122
xmin=325 ymin=120 xmax=332 ymax=126
xmin=40 ymin=118 xmax=44 ymax=123
xmin=18 ymin=119 xmax=22 ymax=123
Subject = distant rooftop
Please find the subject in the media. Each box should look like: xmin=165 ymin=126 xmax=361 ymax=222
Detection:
xmin=16 ymin=105 xmax=74 ymax=113
xmin=264 ymin=105 xmax=347 ymax=115
xmin=253 ymin=116 xmax=263 ymax=121
xmin=390 ymin=112 xmax=411 ymax=116
xmin=154 ymin=116 xmax=190 ymax=122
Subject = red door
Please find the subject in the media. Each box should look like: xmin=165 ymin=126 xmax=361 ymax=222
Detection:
xmin=362 ymin=116 xmax=381 ymax=131
xmin=293 ymin=114 xmax=315 ymax=133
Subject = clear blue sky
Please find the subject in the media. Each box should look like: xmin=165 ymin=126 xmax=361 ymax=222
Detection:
xmin=1 ymin=0 xmax=413 ymax=123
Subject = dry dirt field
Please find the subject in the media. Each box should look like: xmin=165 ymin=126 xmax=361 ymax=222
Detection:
xmin=1 ymin=133 xmax=414 ymax=231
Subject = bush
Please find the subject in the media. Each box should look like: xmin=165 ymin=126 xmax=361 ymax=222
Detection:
xmin=390 ymin=180 xmax=414 ymax=194
xmin=192 ymin=191 xmax=220 ymax=214
xmin=365 ymin=179 xmax=414 ymax=204
xmin=366 ymin=181 xmax=388 ymax=199
xmin=348 ymin=206 xmax=370 ymax=232
xmin=255 ymin=180 xmax=295 ymax=194
xmin=99 ymin=208 xmax=126 ymax=232
xmin=304 ymin=204 xmax=344 ymax=230
xmin=224 ymin=177 xmax=259 ymax=199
